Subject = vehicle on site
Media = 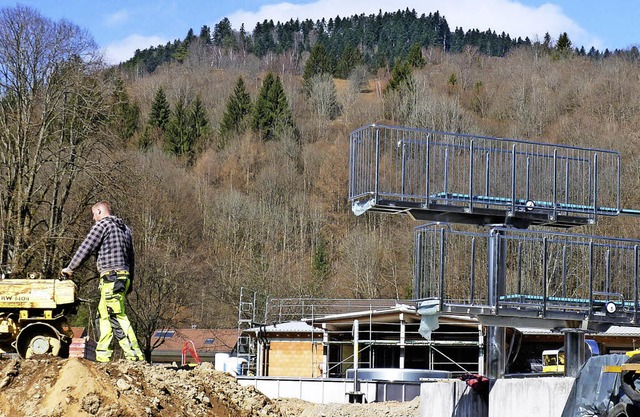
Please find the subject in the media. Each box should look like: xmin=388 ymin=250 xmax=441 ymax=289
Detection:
xmin=0 ymin=274 xmax=78 ymax=358
xmin=542 ymin=340 xmax=601 ymax=373
xmin=542 ymin=348 xmax=565 ymax=373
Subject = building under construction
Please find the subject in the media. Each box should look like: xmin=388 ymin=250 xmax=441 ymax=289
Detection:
xmin=236 ymin=125 xmax=640 ymax=414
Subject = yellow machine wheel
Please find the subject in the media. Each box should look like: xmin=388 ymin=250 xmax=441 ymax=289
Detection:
xmin=13 ymin=322 xmax=67 ymax=359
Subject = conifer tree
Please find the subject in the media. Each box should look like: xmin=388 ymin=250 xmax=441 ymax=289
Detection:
xmin=312 ymin=237 xmax=331 ymax=282
xmin=199 ymin=25 xmax=212 ymax=44
xmin=220 ymin=77 xmax=252 ymax=139
xmin=111 ymin=77 xmax=140 ymax=143
xmin=149 ymin=87 xmax=170 ymax=131
xmin=554 ymin=32 xmax=573 ymax=59
xmin=407 ymin=43 xmax=426 ymax=68
xmin=251 ymin=72 xmax=296 ymax=141
xmin=166 ymin=95 xmax=191 ymax=156
xmin=384 ymin=60 xmax=414 ymax=94
xmin=335 ymin=45 xmax=363 ymax=79
xmin=213 ymin=17 xmax=235 ymax=49
xmin=302 ymin=43 xmax=335 ymax=88
xmin=556 ymin=32 xmax=572 ymax=50
xmin=190 ymin=95 xmax=209 ymax=142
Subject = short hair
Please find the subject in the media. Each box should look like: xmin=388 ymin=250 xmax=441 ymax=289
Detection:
xmin=92 ymin=200 xmax=111 ymax=214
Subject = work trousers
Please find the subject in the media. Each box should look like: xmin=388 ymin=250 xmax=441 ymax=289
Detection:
xmin=96 ymin=271 xmax=144 ymax=362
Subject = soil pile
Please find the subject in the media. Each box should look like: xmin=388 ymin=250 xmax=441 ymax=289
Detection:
xmin=0 ymin=357 xmax=420 ymax=417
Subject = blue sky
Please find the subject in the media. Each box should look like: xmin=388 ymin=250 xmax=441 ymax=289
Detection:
xmin=4 ymin=0 xmax=639 ymax=64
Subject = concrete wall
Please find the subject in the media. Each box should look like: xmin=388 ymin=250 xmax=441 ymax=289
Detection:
xmin=239 ymin=375 xmax=575 ymax=415
xmin=488 ymin=377 xmax=574 ymax=417
xmin=419 ymin=379 xmax=487 ymax=417
xmin=237 ymin=377 xmax=378 ymax=403
xmin=419 ymin=377 xmax=574 ymax=417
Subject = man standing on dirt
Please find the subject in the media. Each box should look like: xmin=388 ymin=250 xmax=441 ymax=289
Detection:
xmin=62 ymin=201 xmax=144 ymax=362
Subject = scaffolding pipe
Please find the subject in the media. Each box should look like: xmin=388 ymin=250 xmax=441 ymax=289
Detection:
xmin=353 ymin=319 xmax=359 ymax=393
xmin=400 ymin=314 xmax=406 ymax=369
xmin=487 ymin=227 xmax=507 ymax=378
xmin=322 ymin=324 xmax=329 ymax=378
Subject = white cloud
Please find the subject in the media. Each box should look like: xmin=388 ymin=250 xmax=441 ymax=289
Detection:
xmin=103 ymin=34 xmax=167 ymax=65
xmin=226 ymin=0 xmax=601 ymax=50
xmin=105 ymin=9 xmax=130 ymax=27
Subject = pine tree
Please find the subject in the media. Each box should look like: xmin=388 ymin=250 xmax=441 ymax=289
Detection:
xmin=312 ymin=237 xmax=331 ymax=282
xmin=335 ymin=45 xmax=363 ymax=79
xmin=190 ymin=95 xmax=209 ymax=142
xmin=384 ymin=60 xmax=414 ymax=94
xmin=111 ymin=77 xmax=140 ymax=143
xmin=406 ymin=43 xmax=426 ymax=68
xmin=554 ymin=32 xmax=573 ymax=59
xmin=220 ymin=77 xmax=252 ymax=140
xmin=149 ymin=87 xmax=170 ymax=131
xmin=199 ymin=25 xmax=212 ymax=44
xmin=251 ymin=72 xmax=296 ymax=141
xmin=166 ymin=95 xmax=191 ymax=156
xmin=185 ymin=28 xmax=196 ymax=45
xmin=213 ymin=17 xmax=234 ymax=48
xmin=302 ymin=43 xmax=335 ymax=88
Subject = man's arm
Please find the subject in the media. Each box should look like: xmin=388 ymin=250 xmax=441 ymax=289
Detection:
xmin=66 ymin=222 xmax=105 ymax=272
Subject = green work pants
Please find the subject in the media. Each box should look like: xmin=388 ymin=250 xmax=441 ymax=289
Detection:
xmin=96 ymin=271 xmax=143 ymax=362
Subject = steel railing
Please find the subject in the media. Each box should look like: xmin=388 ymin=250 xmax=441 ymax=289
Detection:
xmin=414 ymin=224 xmax=640 ymax=325
xmin=349 ymin=125 xmax=621 ymax=225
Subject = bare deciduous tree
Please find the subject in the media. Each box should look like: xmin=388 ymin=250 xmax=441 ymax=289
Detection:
xmin=0 ymin=5 xmax=111 ymax=275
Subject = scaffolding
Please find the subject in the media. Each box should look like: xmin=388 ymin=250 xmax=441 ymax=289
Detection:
xmin=237 ymin=287 xmax=269 ymax=376
xmin=237 ymin=295 xmax=483 ymax=378
xmin=310 ymin=311 xmax=483 ymax=378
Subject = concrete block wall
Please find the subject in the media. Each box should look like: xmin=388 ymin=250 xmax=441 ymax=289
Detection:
xmin=420 ymin=377 xmax=574 ymax=417
xmin=488 ymin=377 xmax=574 ymax=417
xmin=268 ymin=341 xmax=320 ymax=377
xmin=419 ymin=379 xmax=487 ymax=417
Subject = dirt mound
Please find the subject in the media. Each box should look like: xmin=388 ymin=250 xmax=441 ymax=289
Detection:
xmin=0 ymin=357 xmax=283 ymax=417
xmin=0 ymin=357 xmax=420 ymax=417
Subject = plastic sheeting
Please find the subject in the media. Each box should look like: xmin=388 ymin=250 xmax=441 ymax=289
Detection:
xmin=561 ymin=354 xmax=629 ymax=417
xmin=351 ymin=199 xmax=374 ymax=216
xmin=417 ymin=299 xmax=440 ymax=340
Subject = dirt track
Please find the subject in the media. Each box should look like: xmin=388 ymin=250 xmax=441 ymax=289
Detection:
xmin=0 ymin=357 xmax=420 ymax=417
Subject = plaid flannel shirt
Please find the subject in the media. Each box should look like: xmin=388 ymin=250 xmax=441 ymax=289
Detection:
xmin=68 ymin=216 xmax=135 ymax=278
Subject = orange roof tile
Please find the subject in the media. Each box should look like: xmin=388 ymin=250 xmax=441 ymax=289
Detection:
xmin=151 ymin=328 xmax=237 ymax=353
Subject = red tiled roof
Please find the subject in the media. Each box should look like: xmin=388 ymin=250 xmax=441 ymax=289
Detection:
xmin=152 ymin=328 xmax=237 ymax=353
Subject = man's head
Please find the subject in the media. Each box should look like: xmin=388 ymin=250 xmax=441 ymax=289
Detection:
xmin=92 ymin=201 xmax=111 ymax=222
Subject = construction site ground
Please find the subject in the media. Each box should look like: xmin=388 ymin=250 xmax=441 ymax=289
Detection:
xmin=0 ymin=357 xmax=420 ymax=417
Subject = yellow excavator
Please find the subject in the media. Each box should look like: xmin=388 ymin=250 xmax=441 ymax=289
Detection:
xmin=0 ymin=274 xmax=78 ymax=358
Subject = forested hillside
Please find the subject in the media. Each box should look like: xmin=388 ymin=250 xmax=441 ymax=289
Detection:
xmin=1 ymin=5 xmax=640 ymax=356
xmin=123 ymin=8 xmax=638 ymax=76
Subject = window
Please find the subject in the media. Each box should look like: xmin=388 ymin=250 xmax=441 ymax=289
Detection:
xmin=204 ymin=338 xmax=215 ymax=345
xmin=154 ymin=330 xmax=175 ymax=338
